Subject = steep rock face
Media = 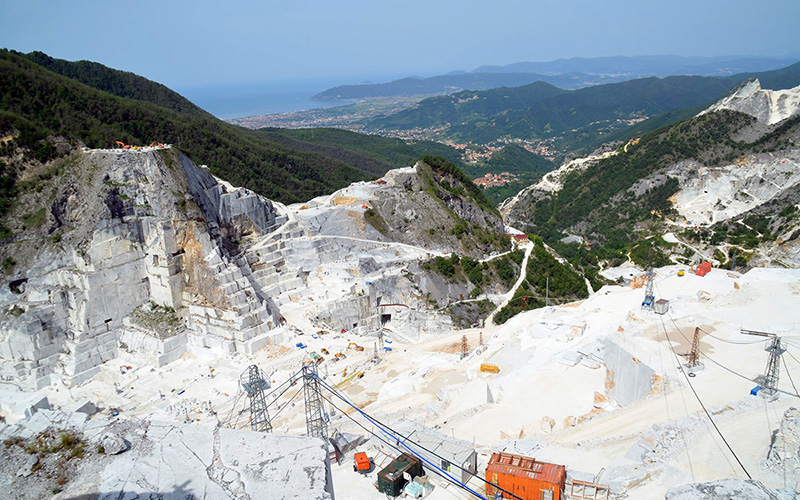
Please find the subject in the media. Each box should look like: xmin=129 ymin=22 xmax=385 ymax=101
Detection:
xmin=0 ymin=147 xmax=286 ymax=389
xmin=700 ymin=79 xmax=800 ymax=125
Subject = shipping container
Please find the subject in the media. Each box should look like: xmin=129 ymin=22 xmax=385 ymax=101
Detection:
xmin=378 ymin=452 xmax=424 ymax=497
xmin=695 ymin=262 xmax=712 ymax=277
xmin=485 ymin=452 xmax=566 ymax=500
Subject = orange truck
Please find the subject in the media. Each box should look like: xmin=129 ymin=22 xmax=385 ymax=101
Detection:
xmin=353 ymin=452 xmax=372 ymax=473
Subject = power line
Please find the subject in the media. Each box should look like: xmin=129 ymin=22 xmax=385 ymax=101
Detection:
xmin=315 ymin=376 xmax=488 ymax=499
xmin=314 ymin=374 xmax=502 ymax=500
xmin=270 ymin=386 xmax=304 ymax=423
xmin=783 ymin=355 xmax=800 ymax=398
xmin=320 ymin=393 xmax=490 ymax=500
xmin=321 ymin=383 xmax=531 ymax=500
xmin=657 ymin=314 xmax=753 ymax=479
xmin=666 ymin=313 xmax=800 ymax=399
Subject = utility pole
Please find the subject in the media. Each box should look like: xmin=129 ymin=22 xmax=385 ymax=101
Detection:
xmin=545 ymin=276 xmax=549 ymax=307
xmin=241 ymin=365 xmax=272 ymax=432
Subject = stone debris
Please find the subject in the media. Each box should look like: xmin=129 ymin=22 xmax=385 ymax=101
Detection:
xmin=666 ymin=478 xmax=798 ymax=500
xmin=16 ymin=454 xmax=38 ymax=478
xmin=765 ymin=406 xmax=800 ymax=483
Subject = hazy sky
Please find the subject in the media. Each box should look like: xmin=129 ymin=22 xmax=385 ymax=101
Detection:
xmin=1 ymin=0 xmax=799 ymax=89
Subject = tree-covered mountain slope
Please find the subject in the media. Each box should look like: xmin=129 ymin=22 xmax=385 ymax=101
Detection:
xmin=502 ymin=85 xmax=800 ymax=271
xmin=0 ymin=50 xmax=459 ymax=208
xmin=369 ymin=63 xmax=800 ymax=150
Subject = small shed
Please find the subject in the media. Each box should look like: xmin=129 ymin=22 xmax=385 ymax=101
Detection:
xmin=395 ymin=424 xmax=478 ymax=484
xmin=485 ymin=452 xmax=566 ymax=500
xmin=378 ymin=452 xmax=424 ymax=497
xmin=653 ymin=299 xmax=669 ymax=315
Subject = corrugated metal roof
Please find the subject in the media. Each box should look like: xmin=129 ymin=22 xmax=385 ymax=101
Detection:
xmin=401 ymin=429 xmax=475 ymax=464
xmin=487 ymin=452 xmax=566 ymax=485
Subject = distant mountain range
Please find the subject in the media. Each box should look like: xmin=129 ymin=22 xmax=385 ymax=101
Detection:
xmin=313 ymin=55 xmax=798 ymax=101
xmin=474 ymin=54 xmax=797 ymax=76
xmin=368 ymin=62 xmax=800 ymax=149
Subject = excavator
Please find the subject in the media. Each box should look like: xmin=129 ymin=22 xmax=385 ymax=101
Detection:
xmin=347 ymin=342 xmax=365 ymax=352
xmin=115 ymin=141 xmax=131 ymax=149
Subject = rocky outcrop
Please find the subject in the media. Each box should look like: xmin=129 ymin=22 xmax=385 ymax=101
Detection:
xmin=0 ymin=147 xmax=287 ymax=389
xmin=367 ymin=162 xmax=509 ymax=259
xmin=699 ymin=79 xmax=800 ymax=125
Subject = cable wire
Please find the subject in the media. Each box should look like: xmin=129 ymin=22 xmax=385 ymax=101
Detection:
xmin=270 ymin=386 xmax=304 ymax=423
xmin=321 ymin=383 xmax=531 ymax=500
xmin=320 ymin=393 xmax=490 ymax=500
xmin=657 ymin=313 xmax=752 ymax=479
xmin=314 ymin=373 xmax=495 ymax=500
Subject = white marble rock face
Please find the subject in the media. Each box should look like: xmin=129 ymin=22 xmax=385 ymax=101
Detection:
xmin=0 ymin=149 xmax=286 ymax=390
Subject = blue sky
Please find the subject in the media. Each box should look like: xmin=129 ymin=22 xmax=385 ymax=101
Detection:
xmin=1 ymin=0 xmax=798 ymax=89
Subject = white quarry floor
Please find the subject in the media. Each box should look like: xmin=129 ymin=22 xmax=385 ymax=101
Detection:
xmin=6 ymin=265 xmax=800 ymax=498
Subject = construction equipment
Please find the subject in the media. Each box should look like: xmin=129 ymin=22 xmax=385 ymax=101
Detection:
xmin=321 ymin=348 xmax=329 ymax=355
xmin=115 ymin=141 xmax=131 ymax=149
xmin=480 ymin=363 xmax=500 ymax=374
xmin=348 ymin=342 xmax=365 ymax=352
xmin=677 ymin=270 xmax=685 ymax=277
xmin=353 ymin=452 xmax=373 ymax=473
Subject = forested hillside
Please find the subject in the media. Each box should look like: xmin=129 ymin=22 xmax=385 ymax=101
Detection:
xmin=0 ymin=50 xmax=460 ymax=207
xmin=370 ymin=63 xmax=800 ymax=152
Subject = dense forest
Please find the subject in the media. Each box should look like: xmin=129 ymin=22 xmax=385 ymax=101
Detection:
xmin=0 ymin=50 xmax=464 ymax=210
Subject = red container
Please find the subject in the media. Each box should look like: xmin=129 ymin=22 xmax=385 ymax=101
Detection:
xmin=695 ymin=262 xmax=712 ymax=277
xmin=485 ymin=452 xmax=565 ymax=500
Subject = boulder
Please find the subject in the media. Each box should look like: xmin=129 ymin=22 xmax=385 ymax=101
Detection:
xmin=102 ymin=433 xmax=128 ymax=455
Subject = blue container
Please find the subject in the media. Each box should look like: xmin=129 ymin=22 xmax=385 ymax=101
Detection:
xmin=750 ymin=385 xmax=762 ymax=396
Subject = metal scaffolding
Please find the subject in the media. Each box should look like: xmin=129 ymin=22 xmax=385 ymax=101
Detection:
xmin=303 ymin=364 xmax=328 ymax=442
xmin=742 ymin=328 xmax=785 ymax=398
xmin=763 ymin=337 xmax=786 ymax=397
xmin=240 ymin=364 xmax=272 ymax=432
